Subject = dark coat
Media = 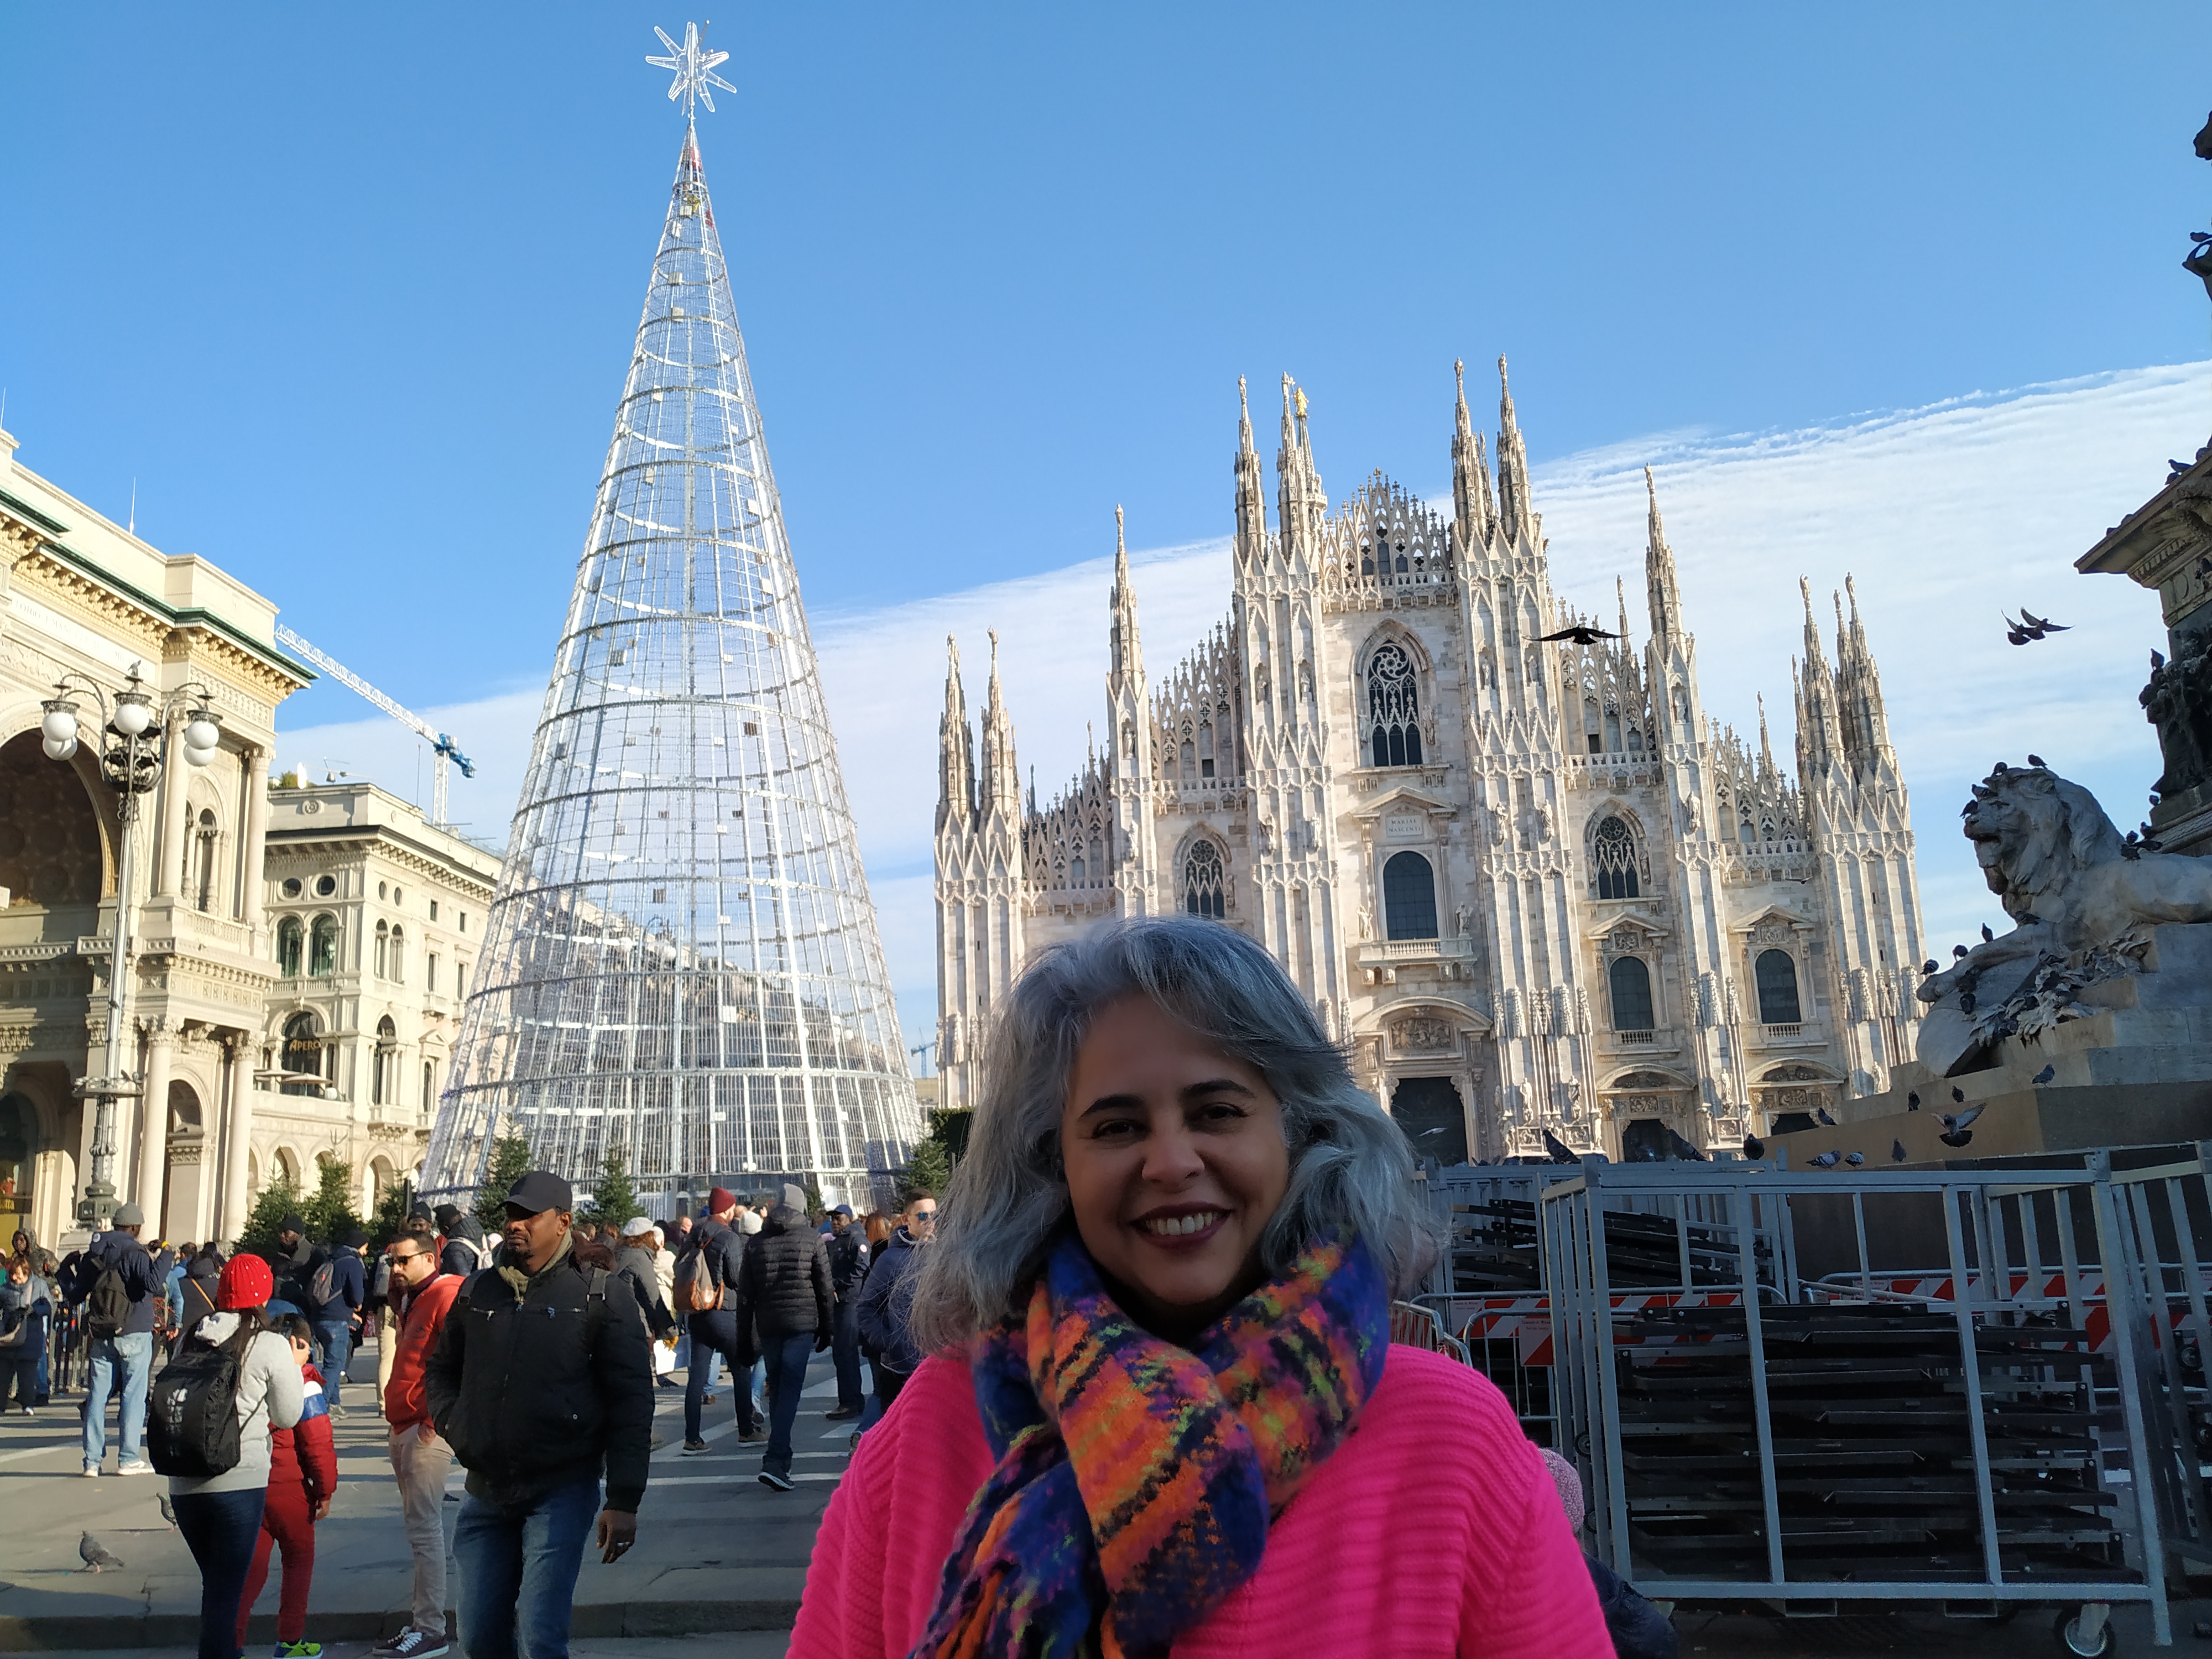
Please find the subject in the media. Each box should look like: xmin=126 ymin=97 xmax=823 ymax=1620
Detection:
xmin=1588 ymin=1555 xmax=1678 ymax=1659
xmin=855 ymin=1225 xmax=924 ymax=1375
xmin=827 ymin=1225 xmax=870 ymax=1299
xmin=423 ymin=1243 xmax=655 ymax=1513
xmin=439 ymin=1215 xmax=489 ymax=1281
xmin=275 ymin=1234 xmax=323 ymax=1311
xmin=76 ymin=1229 xmax=161 ymax=1337
xmin=678 ymin=1214 xmax=748 ymax=1355
xmin=734 ymin=1206 xmax=832 ymax=1343
xmin=611 ymin=1243 xmax=674 ymax=1339
xmin=311 ymin=1250 xmax=365 ymax=1324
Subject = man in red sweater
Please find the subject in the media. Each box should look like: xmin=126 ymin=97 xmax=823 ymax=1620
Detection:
xmin=376 ymin=1217 xmax=465 ymax=1659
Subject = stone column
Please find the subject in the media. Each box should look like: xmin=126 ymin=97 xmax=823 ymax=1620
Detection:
xmin=239 ymin=748 xmax=271 ymax=937
xmin=152 ymin=718 xmax=189 ymax=900
xmin=218 ymin=1035 xmax=254 ymax=1243
xmin=134 ymin=1022 xmax=175 ymax=1234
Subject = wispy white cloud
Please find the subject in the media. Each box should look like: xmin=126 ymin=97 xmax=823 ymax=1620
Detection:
xmin=278 ymin=362 xmax=2212 ymax=1047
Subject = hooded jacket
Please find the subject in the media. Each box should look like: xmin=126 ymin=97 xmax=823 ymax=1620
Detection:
xmin=854 ymin=1225 xmax=925 ymax=1376
xmin=439 ymin=1214 xmax=489 ymax=1281
xmin=734 ymin=1204 xmax=833 ymax=1343
xmin=423 ymin=1240 xmax=654 ymax=1513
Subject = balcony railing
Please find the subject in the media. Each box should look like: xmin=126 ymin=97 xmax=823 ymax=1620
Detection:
xmin=1357 ymin=936 xmax=1475 ymax=964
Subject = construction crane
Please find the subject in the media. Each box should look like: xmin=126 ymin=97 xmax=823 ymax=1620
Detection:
xmin=274 ymin=624 xmax=476 ymax=827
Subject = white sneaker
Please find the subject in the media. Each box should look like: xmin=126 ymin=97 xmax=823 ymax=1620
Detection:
xmin=117 ymin=1459 xmax=154 ymax=1475
xmin=81 ymin=1464 xmax=100 ymax=1478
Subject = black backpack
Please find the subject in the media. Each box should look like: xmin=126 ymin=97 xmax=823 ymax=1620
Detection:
xmin=85 ymin=1261 xmax=132 ymax=1340
xmin=148 ymin=1330 xmax=247 ymax=1478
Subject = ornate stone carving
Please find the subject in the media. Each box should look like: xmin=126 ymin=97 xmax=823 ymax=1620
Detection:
xmin=1389 ymin=1015 xmax=1453 ymax=1052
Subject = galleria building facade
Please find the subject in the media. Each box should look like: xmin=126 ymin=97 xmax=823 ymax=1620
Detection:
xmin=935 ymin=364 xmax=1929 ymax=1161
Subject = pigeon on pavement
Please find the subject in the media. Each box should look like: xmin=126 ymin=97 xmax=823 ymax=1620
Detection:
xmin=1891 ymin=1140 xmax=1908 ymax=1163
xmin=79 ymin=1533 xmax=124 ymax=1573
xmin=2032 ymin=1063 xmax=2056 ymax=1084
xmin=1843 ymin=1151 xmax=1865 ymax=1167
xmin=1665 ymin=1127 xmax=1709 ymax=1162
xmin=1542 ymin=1129 xmax=1579 ymax=1165
xmin=1907 ymin=1092 xmax=1921 ymax=1111
xmin=1741 ymin=1133 xmax=1765 ymax=1161
xmin=1952 ymin=1087 xmax=1966 ymax=1104
xmin=1807 ymin=1150 xmax=1843 ymax=1168
xmin=1815 ymin=1105 xmax=1837 ymax=1126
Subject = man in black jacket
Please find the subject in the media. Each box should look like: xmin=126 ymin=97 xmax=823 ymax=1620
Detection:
xmin=732 ymin=1184 xmax=833 ymax=1491
xmin=855 ymin=1187 xmax=936 ymax=1416
xmin=425 ymin=1171 xmax=652 ymax=1659
xmin=677 ymin=1187 xmax=759 ymax=1455
xmin=822 ymin=1205 xmax=869 ymax=1421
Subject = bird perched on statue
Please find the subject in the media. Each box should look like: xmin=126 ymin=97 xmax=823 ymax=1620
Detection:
xmin=1537 ymin=623 xmax=1622 ymax=646
xmin=1981 ymin=924 xmax=1995 ymax=942
xmin=1844 ymin=1151 xmax=1865 ymax=1167
xmin=1907 ymin=1091 xmax=1921 ymax=1111
xmin=2027 ymin=753 xmax=2048 ymax=768
xmin=1741 ymin=1133 xmax=1766 ymax=1161
xmin=1542 ymin=1128 xmax=1579 ymax=1165
xmin=1953 ymin=944 xmax=1970 ymax=959
xmin=2004 ymin=609 xmax=2070 ymax=645
xmin=1665 ymin=1126 xmax=1709 ymax=1162
xmin=1921 ymin=960 xmax=1939 ymax=975
xmin=79 ymin=1533 xmax=123 ymax=1573
xmin=1807 ymin=1150 xmax=1843 ymax=1168
xmin=1815 ymin=1105 xmax=1838 ymax=1127
xmin=1891 ymin=1140 xmax=1909 ymax=1164
xmin=2032 ymin=1063 xmax=2056 ymax=1085
xmin=1959 ymin=991 xmax=1976 ymax=1014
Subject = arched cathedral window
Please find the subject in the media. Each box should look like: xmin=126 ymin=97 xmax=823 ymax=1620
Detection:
xmin=1756 ymin=949 xmax=1802 ymax=1025
xmin=1593 ymin=816 xmax=1640 ymax=900
xmin=1182 ymin=839 xmax=1225 ymax=920
xmin=1365 ymin=643 xmax=1422 ymax=768
xmin=1608 ymin=955 xmax=1654 ymax=1031
xmin=1383 ymin=851 xmax=1437 ymax=941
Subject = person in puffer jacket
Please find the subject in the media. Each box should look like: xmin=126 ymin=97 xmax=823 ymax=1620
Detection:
xmin=731 ymin=1185 xmax=832 ymax=1492
xmin=237 ymin=1313 xmax=337 ymax=1658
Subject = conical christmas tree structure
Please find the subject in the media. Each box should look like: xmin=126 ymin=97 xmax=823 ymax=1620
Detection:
xmin=422 ymin=103 xmax=920 ymax=1211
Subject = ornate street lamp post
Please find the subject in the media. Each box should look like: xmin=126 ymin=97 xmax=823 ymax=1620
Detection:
xmin=42 ymin=662 xmax=222 ymax=1225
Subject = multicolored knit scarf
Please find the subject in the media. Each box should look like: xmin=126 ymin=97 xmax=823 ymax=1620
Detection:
xmin=909 ymin=1229 xmax=1388 ymax=1659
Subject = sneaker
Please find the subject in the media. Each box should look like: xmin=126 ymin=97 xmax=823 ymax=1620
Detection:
xmin=374 ymin=1629 xmax=450 ymax=1659
xmin=823 ymin=1405 xmax=862 ymax=1421
xmin=758 ymin=1469 xmax=794 ymax=1491
xmin=737 ymin=1427 xmax=767 ymax=1444
xmin=274 ymin=1644 xmax=322 ymax=1658
xmin=81 ymin=1464 xmax=100 ymax=1478
xmin=701 ymin=1392 xmax=717 ymax=1405
xmin=681 ymin=1438 xmax=710 ymax=1456
xmin=117 ymin=1459 xmax=154 ymax=1475
xmin=328 ymin=1405 xmax=347 ymax=1421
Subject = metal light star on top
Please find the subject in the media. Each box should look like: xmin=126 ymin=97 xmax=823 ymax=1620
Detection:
xmin=647 ymin=22 xmax=735 ymax=117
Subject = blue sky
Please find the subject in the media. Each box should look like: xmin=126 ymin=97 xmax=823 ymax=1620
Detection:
xmin=3 ymin=4 xmax=2208 ymax=727
xmin=4 ymin=7 xmax=2211 ymax=1042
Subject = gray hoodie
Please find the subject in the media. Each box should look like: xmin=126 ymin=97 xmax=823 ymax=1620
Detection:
xmin=164 ymin=1312 xmax=304 ymax=1498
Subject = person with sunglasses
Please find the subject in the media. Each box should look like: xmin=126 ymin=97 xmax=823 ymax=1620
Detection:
xmin=373 ymin=1218 xmax=465 ymax=1659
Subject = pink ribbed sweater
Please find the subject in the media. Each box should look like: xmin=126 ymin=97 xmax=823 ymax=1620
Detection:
xmin=790 ymin=1344 xmax=1613 ymax=1657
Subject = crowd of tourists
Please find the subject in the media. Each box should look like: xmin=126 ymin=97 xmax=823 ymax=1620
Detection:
xmin=5 ymin=920 xmax=1682 ymax=1659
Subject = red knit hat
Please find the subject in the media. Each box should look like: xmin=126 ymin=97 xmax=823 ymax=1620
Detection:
xmin=707 ymin=1187 xmax=738 ymax=1213
xmin=217 ymin=1253 xmax=273 ymax=1311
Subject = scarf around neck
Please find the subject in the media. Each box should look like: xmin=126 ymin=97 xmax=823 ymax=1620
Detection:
xmin=495 ymin=1227 xmax=571 ymax=1298
xmin=910 ymin=1229 xmax=1388 ymax=1659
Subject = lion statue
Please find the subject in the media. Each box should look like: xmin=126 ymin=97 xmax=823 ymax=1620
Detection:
xmin=1916 ymin=763 xmax=2212 ymax=1067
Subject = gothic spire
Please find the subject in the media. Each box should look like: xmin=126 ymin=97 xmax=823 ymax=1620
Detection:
xmin=1495 ymin=356 xmax=1533 ymax=544
xmin=937 ymin=633 xmax=975 ymax=830
xmin=1109 ymin=504 xmax=1146 ymax=695
xmin=1794 ymin=576 xmax=1839 ymax=778
xmin=1276 ymin=375 xmax=1324 ymax=560
xmin=1233 ymin=375 xmax=1267 ymax=563
xmin=1452 ymin=358 xmax=1496 ymax=551
xmin=979 ymin=628 xmax=1020 ymax=821
xmin=1832 ymin=572 xmax=1896 ymax=774
xmin=1615 ymin=575 xmax=1632 ymax=645
xmin=1643 ymin=465 xmax=1686 ymax=657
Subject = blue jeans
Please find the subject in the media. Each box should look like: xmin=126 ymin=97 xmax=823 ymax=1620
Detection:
xmin=759 ymin=1331 xmax=813 ymax=1479
xmin=831 ymin=1300 xmax=864 ymax=1410
xmin=83 ymin=1330 xmax=153 ymax=1468
xmin=174 ymin=1484 xmax=267 ymax=1659
xmin=453 ymin=1477 xmax=601 ymax=1659
xmin=311 ymin=1317 xmax=352 ymax=1410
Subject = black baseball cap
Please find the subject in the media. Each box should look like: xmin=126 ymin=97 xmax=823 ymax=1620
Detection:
xmin=504 ymin=1171 xmax=573 ymax=1215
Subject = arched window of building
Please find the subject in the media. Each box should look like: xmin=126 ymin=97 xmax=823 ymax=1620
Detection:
xmin=191 ymin=808 xmax=220 ymax=912
xmin=1609 ymin=955 xmax=1655 ymax=1031
xmin=308 ymin=915 xmax=338 ymax=977
xmin=1583 ymin=697 xmax=1602 ymax=754
xmin=1592 ymin=816 xmax=1641 ymax=900
xmin=422 ymin=1060 xmax=436 ymax=1115
xmin=374 ymin=920 xmax=390 ymax=979
xmin=281 ymin=1014 xmax=323 ymax=1096
xmin=1180 ymin=739 xmax=1196 ymax=785
xmin=1182 ymin=838 xmax=1225 ymax=920
xmin=373 ymin=1015 xmax=397 ymax=1107
xmin=276 ymin=916 xmax=304 ymax=978
xmin=390 ymin=926 xmax=405 ymax=984
xmin=1198 ymin=722 xmax=1215 ymax=780
xmin=1605 ymin=708 xmax=1622 ymax=753
xmin=1756 ymin=948 xmax=1802 ymax=1024
xmin=1383 ymin=851 xmax=1438 ymax=941
xmin=1068 ymin=853 xmax=1086 ymax=887
xmin=1366 ymin=642 xmax=1422 ymax=768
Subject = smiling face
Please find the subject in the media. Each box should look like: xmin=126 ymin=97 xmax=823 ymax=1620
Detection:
xmin=1061 ymin=993 xmax=1291 ymax=1343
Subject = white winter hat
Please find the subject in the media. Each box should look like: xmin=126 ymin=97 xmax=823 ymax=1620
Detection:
xmin=620 ymin=1217 xmax=655 ymax=1238
xmin=738 ymin=1211 xmax=763 ymax=1235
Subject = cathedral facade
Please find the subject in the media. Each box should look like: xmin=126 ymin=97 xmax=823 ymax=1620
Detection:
xmin=935 ymin=365 xmax=1927 ymax=1161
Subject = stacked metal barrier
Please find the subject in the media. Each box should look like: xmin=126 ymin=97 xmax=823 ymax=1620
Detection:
xmin=1532 ymin=1150 xmax=2212 ymax=1646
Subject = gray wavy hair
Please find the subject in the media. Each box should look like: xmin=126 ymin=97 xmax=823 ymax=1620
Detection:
xmin=906 ymin=916 xmax=1439 ymax=1353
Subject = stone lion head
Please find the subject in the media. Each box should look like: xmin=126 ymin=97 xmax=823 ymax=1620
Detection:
xmin=1962 ymin=763 xmax=2126 ymax=918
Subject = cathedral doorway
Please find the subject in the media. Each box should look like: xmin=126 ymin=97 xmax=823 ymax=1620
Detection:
xmin=1620 ymin=1119 xmax=1674 ymax=1164
xmin=1390 ymin=1075 xmax=1465 ymax=1164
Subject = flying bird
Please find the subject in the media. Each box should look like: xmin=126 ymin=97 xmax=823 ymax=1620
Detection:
xmin=1907 ymin=1092 xmax=1921 ymax=1111
xmin=1891 ymin=1139 xmax=1909 ymax=1163
xmin=1542 ymin=1129 xmax=1579 ymax=1165
xmin=1538 ymin=624 xmax=1622 ymax=646
xmin=1807 ymin=1150 xmax=1842 ymax=1168
xmin=2027 ymin=753 xmax=2047 ymax=768
xmin=1843 ymin=1151 xmax=1865 ymax=1167
xmin=2004 ymin=609 xmax=2070 ymax=645
xmin=2032 ymin=1063 xmax=2055 ymax=1085
xmin=1941 ymin=1104 xmax=1985 ymax=1134
xmin=79 ymin=1533 xmax=124 ymax=1573
xmin=1815 ymin=1105 xmax=1837 ymax=1127
xmin=1741 ymin=1133 xmax=1765 ymax=1161
xmin=1939 ymin=1125 xmax=1976 ymax=1150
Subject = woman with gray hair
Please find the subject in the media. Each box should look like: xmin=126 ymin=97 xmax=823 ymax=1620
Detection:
xmin=791 ymin=917 xmax=1607 ymax=1658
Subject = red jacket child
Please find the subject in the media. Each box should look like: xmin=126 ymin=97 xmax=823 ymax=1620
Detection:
xmin=238 ymin=1354 xmax=338 ymax=1650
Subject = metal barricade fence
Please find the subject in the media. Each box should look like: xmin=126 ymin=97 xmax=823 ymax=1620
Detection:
xmin=1535 ymin=1152 xmax=2211 ymax=1646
